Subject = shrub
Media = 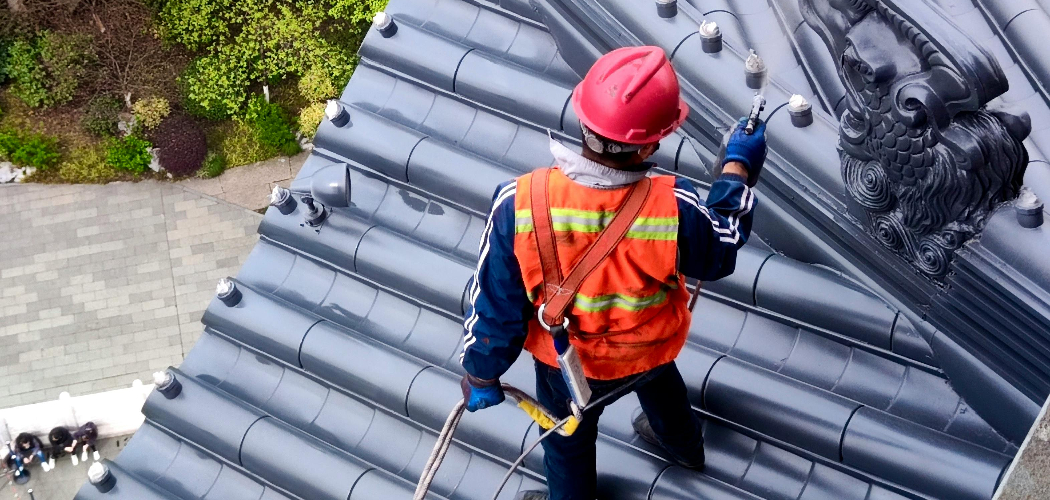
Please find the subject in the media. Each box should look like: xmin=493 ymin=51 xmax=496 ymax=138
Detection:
xmin=7 ymin=32 xmax=94 ymax=108
xmin=131 ymin=97 xmax=171 ymax=130
xmin=298 ymin=101 xmax=325 ymax=139
xmin=154 ymin=113 xmax=207 ymax=176
xmin=7 ymin=39 xmax=47 ymax=107
xmin=180 ymin=49 xmax=251 ymax=120
xmin=162 ymin=0 xmax=383 ymax=121
xmin=244 ymin=96 xmax=300 ymax=156
xmin=0 ymin=129 xmax=61 ymax=170
xmin=81 ymin=95 xmax=123 ymax=137
xmin=58 ymin=145 xmax=120 ymax=184
xmin=105 ymin=135 xmax=153 ymax=174
xmin=298 ymin=65 xmax=339 ymax=102
xmin=213 ymin=120 xmax=275 ymax=167
xmin=198 ymin=151 xmax=226 ymax=178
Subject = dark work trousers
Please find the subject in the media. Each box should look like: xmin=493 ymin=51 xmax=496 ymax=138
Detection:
xmin=534 ymin=360 xmax=705 ymax=500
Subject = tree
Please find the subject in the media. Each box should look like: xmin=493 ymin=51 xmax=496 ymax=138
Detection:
xmin=158 ymin=0 xmax=386 ymax=119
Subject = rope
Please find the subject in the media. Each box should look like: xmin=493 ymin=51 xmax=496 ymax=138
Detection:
xmin=413 ymin=399 xmax=466 ymax=500
xmin=413 ymin=376 xmax=643 ymax=500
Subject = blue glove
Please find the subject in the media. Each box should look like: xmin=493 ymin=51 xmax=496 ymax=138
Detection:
xmin=722 ymin=118 xmax=767 ymax=187
xmin=461 ymin=374 xmax=505 ymax=412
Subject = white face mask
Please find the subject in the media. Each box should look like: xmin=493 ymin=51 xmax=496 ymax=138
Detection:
xmin=548 ymin=132 xmax=649 ymax=189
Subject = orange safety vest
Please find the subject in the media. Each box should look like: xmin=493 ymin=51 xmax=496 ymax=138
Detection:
xmin=514 ymin=168 xmax=692 ymax=380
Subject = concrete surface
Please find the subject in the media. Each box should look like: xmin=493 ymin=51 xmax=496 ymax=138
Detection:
xmin=997 ymin=396 xmax=1050 ymax=499
xmin=0 ymin=437 xmax=126 ymax=500
xmin=0 ymin=182 xmax=261 ymax=407
xmin=177 ymin=151 xmax=309 ymax=210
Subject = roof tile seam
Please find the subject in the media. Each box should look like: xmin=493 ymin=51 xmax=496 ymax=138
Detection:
xmin=697 ymin=291 xmax=943 ymax=376
xmin=175 ymin=330 xmax=481 ymax=495
xmin=1001 ymin=8 xmax=1039 ymax=32
xmin=644 ymin=464 xmax=675 ymax=500
xmin=793 ymin=461 xmax=818 ymax=500
xmin=344 ymin=466 xmax=378 ymax=500
xmin=838 ymin=405 xmax=864 ymax=462
xmin=294 ymin=320 xmax=324 ymax=370
xmin=694 ymin=407 xmax=925 ymax=500
xmin=141 ymin=419 xmax=302 ymax=500
xmin=356 ymin=57 xmax=577 ymax=148
xmin=971 ymin=0 xmax=1050 ymax=114
xmin=256 ymin=233 xmax=464 ymax=324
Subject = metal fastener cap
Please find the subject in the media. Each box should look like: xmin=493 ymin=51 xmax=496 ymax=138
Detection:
xmin=656 ymin=0 xmax=677 ymax=18
xmin=1016 ymin=188 xmax=1044 ymax=228
xmin=699 ymin=21 xmax=722 ymax=53
xmin=372 ymin=12 xmax=397 ymax=37
xmin=270 ymin=185 xmax=297 ymax=215
xmin=153 ymin=370 xmax=183 ymax=399
xmin=88 ymin=462 xmax=115 ymax=492
xmin=745 ymin=49 xmax=767 ymax=89
xmin=788 ymin=94 xmax=813 ymax=127
xmin=216 ymin=277 xmax=242 ymax=306
xmin=325 ymin=100 xmax=350 ymax=127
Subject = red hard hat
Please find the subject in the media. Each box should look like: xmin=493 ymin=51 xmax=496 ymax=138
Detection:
xmin=572 ymin=46 xmax=689 ymax=145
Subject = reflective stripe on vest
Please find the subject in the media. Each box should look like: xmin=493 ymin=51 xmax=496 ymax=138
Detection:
xmin=513 ymin=168 xmax=692 ymax=380
xmin=515 ymin=208 xmax=678 ymax=240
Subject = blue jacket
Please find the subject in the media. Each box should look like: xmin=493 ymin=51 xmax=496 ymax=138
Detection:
xmin=461 ymin=173 xmax=755 ymax=380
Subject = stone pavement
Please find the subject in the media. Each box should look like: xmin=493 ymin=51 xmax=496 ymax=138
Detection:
xmin=997 ymin=396 xmax=1050 ymax=499
xmin=178 ymin=151 xmax=310 ymax=211
xmin=0 ymin=437 xmax=125 ymax=500
xmin=0 ymin=182 xmax=261 ymax=408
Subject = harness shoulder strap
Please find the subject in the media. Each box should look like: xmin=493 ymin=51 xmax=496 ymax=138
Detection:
xmin=530 ymin=168 xmax=653 ymax=329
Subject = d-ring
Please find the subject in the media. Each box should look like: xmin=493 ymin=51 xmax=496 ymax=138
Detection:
xmin=537 ymin=304 xmax=570 ymax=332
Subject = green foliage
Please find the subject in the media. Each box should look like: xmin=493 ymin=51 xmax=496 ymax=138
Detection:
xmin=81 ymin=95 xmax=123 ymax=137
xmin=58 ymin=145 xmax=120 ymax=184
xmin=7 ymin=31 xmax=94 ymax=108
xmin=156 ymin=0 xmax=236 ymax=52
xmin=0 ymin=129 xmax=60 ymax=170
xmin=7 ymin=39 xmax=47 ymax=107
xmin=132 ymin=97 xmax=171 ymax=130
xmin=105 ymin=135 xmax=153 ymax=174
xmin=297 ymin=65 xmax=339 ymax=102
xmin=298 ymin=101 xmax=324 ymax=139
xmin=160 ymin=0 xmax=387 ymax=120
xmin=212 ymin=120 xmax=276 ymax=167
xmin=244 ymin=96 xmax=300 ymax=156
xmin=198 ymin=151 xmax=226 ymax=178
xmin=180 ymin=48 xmax=251 ymax=120
xmin=0 ymin=38 xmax=14 ymax=85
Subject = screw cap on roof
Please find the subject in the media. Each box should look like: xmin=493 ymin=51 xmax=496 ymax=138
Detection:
xmin=788 ymin=94 xmax=813 ymax=127
xmin=372 ymin=11 xmax=397 ymax=38
xmin=572 ymin=46 xmax=688 ymax=145
xmin=325 ymin=100 xmax=350 ymax=127
xmin=216 ymin=277 xmax=242 ymax=306
xmin=270 ymin=185 xmax=297 ymax=215
xmin=656 ymin=0 xmax=677 ymax=18
xmin=1016 ymin=188 xmax=1044 ymax=228
xmin=88 ymin=461 xmax=115 ymax=492
xmin=153 ymin=370 xmax=183 ymax=399
xmin=745 ymin=49 xmax=767 ymax=89
xmin=699 ymin=21 xmax=722 ymax=53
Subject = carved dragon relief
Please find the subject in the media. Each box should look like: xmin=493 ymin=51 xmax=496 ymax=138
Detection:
xmin=800 ymin=0 xmax=1030 ymax=278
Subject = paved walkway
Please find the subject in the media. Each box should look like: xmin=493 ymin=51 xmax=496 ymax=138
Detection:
xmin=0 ymin=437 xmax=123 ymax=500
xmin=0 ymin=182 xmax=261 ymax=407
xmin=178 ymin=151 xmax=309 ymax=210
xmin=997 ymin=396 xmax=1050 ymax=499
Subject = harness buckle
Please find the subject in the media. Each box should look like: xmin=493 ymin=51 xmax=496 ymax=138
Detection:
xmin=536 ymin=303 xmax=570 ymax=334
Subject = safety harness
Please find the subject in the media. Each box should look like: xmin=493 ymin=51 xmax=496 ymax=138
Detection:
xmin=531 ymin=167 xmax=652 ymax=412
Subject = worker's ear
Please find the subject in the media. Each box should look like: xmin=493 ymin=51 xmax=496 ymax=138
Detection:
xmin=637 ymin=142 xmax=660 ymax=161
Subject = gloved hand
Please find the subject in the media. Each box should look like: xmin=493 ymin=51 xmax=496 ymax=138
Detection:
xmin=721 ymin=118 xmax=767 ymax=187
xmin=460 ymin=374 xmax=505 ymax=412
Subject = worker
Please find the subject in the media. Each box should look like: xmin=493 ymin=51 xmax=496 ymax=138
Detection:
xmin=460 ymin=46 xmax=764 ymax=500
